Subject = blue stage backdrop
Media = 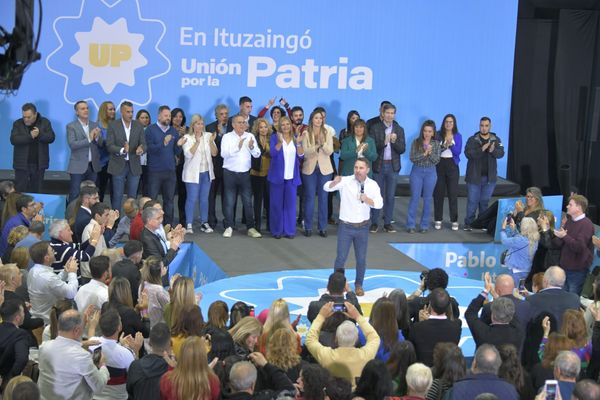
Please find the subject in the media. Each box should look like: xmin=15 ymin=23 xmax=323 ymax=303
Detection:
xmin=0 ymin=0 xmax=518 ymax=175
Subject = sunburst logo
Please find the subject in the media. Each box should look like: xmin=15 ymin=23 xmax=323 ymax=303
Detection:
xmin=46 ymin=0 xmax=170 ymax=108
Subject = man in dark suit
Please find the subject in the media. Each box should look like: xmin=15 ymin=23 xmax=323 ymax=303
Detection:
xmin=466 ymin=291 xmax=522 ymax=353
xmin=480 ymin=272 xmax=531 ymax=332
xmin=408 ymin=288 xmax=462 ymax=366
xmin=140 ymin=207 xmax=183 ymax=282
xmin=206 ymin=104 xmax=229 ymax=228
xmin=111 ymin=240 xmax=143 ymax=304
xmin=526 ymin=266 xmax=581 ymax=329
xmin=368 ymin=103 xmax=405 ymax=233
xmin=74 ymin=186 xmax=100 ymax=242
xmin=307 ymin=272 xmax=363 ymax=323
xmin=226 ymin=96 xmax=257 ymax=132
xmin=0 ymin=299 xmax=30 ymax=385
xmin=10 ymin=102 xmax=56 ymax=193
xmin=107 ymin=101 xmax=146 ymax=210
xmin=67 ymin=100 xmax=103 ymax=202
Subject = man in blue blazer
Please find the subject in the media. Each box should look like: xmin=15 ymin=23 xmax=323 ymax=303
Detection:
xmin=67 ymin=101 xmax=103 ymax=202
xmin=107 ymin=101 xmax=146 ymax=210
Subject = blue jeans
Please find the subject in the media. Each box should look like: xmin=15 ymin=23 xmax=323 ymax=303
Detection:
xmin=565 ymin=269 xmax=588 ymax=295
xmin=223 ymin=169 xmax=254 ymax=229
xmin=111 ymin=161 xmax=140 ymax=211
xmin=69 ymin=162 xmax=98 ymax=203
xmin=465 ymin=176 xmax=496 ymax=225
xmin=371 ymin=162 xmax=397 ymax=225
xmin=334 ymin=222 xmax=369 ymax=286
xmin=302 ymin=169 xmax=332 ymax=231
xmin=185 ymin=172 xmax=211 ymax=225
xmin=147 ymin=170 xmax=176 ymax=226
xmin=406 ymin=165 xmax=437 ymax=230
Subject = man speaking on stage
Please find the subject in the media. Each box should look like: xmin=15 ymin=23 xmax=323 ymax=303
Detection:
xmin=324 ymin=157 xmax=383 ymax=296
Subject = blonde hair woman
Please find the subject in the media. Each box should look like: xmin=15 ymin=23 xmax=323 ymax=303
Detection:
xmin=164 ymin=276 xmax=200 ymax=328
xmin=501 ymin=216 xmax=540 ymax=284
xmin=229 ymin=316 xmax=262 ymax=357
xmin=266 ymin=327 xmax=304 ymax=381
xmin=159 ymin=336 xmax=220 ymax=400
xmin=250 ymin=118 xmax=272 ymax=233
xmin=259 ymin=298 xmax=301 ymax=355
xmin=182 ymin=114 xmax=218 ymax=234
xmin=301 ymin=109 xmax=334 ymax=237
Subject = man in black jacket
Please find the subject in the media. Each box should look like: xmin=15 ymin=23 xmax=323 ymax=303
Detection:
xmin=463 ymin=116 xmax=505 ymax=230
xmin=126 ymin=322 xmax=171 ymax=400
xmin=111 ymin=240 xmax=143 ymax=304
xmin=368 ymin=103 xmax=405 ymax=233
xmin=10 ymin=102 xmax=56 ymax=193
xmin=0 ymin=299 xmax=30 ymax=385
xmin=206 ymin=104 xmax=229 ymax=228
xmin=307 ymin=272 xmax=363 ymax=323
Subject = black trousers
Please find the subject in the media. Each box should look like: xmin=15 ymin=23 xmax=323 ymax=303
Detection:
xmin=208 ymin=175 xmax=224 ymax=228
xmin=251 ymin=175 xmax=269 ymax=232
xmin=15 ymin=165 xmax=45 ymax=193
xmin=176 ymin=163 xmax=186 ymax=224
xmin=433 ymin=158 xmax=459 ymax=222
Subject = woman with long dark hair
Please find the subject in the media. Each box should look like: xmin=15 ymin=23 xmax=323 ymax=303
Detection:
xmin=387 ymin=289 xmax=411 ymax=338
xmin=338 ymin=110 xmax=360 ymax=175
xmin=171 ymin=108 xmax=188 ymax=225
xmin=387 ymin=341 xmax=417 ymax=396
xmin=498 ymin=344 xmax=534 ymax=400
xmin=136 ymin=109 xmax=151 ymax=196
xmin=359 ymin=297 xmax=403 ymax=361
xmin=353 ymin=359 xmax=394 ymax=400
xmin=104 ymin=276 xmax=149 ymax=338
xmin=426 ymin=344 xmax=466 ymax=400
xmin=433 ymin=114 xmax=462 ymax=231
xmin=339 ymin=119 xmax=377 ymax=176
xmin=407 ymin=120 xmax=441 ymax=233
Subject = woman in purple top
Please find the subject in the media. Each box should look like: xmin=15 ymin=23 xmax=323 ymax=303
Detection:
xmin=268 ymin=117 xmax=304 ymax=239
xmin=433 ymin=114 xmax=462 ymax=231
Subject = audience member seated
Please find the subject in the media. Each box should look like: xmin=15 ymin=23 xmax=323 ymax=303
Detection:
xmin=103 ymin=276 xmax=149 ymax=339
xmin=38 ymin=309 xmax=110 ymax=399
xmin=425 ymin=343 xmax=466 ymax=400
xmin=2 ymin=225 xmax=29 ymax=264
xmin=73 ymin=186 xmax=100 ymax=241
xmin=88 ymin=308 xmax=143 ymax=400
xmin=170 ymin=303 xmax=205 ymax=359
xmin=226 ymin=352 xmax=295 ymax=399
xmin=388 ymin=288 xmax=412 ymax=338
xmin=28 ymin=241 xmax=78 ymax=324
xmin=109 ymin=197 xmax=138 ymax=247
xmin=296 ymin=363 xmax=330 ymax=400
xmin=353 ymin=359 xmax=394 ymax=399
xmin=259 ymin=298 xmax=301 ymax=355
xmin=75 ymin=255 xmax=110 ymax=312
xmin=163 ymin=276 xmax=199 ymax=329
xmin=408 ymin=268 xmax=459 ymax=322
xmin=3 ymin=376 xmax=40 ymax=400
xmin=139 ymin=256 xmax=170 ymax=328
xmin=399 ymin=363 xmax=433 ymax=400
xmin=49 ymin=218 xmax=100 ymax=274
xmin=479 ymin=272 xmax=531 ymax=332
xmin=307 ymin=272 xmax=363 ymax=323
xmin=497 ymin=344 xmax=534 ymax=400
xmin=126 ymin=322 xmax=172 ymax=400
xmin=445 ymin=344 xmax=519 ymax=400
xmin=266 ymin=327 xmax=307 ymax=383
xmin=80 ymin=203 xmax=118 ymax=281
xmin=0 ymin=264 xmax=43 ymax=346
xmin=408 ymin=288 xmax=461 ymax=366
xmin=110 ymin=240 xmax=143 ymax=305
xmin=387 ymin=341 xmax=417 ymax=397
xmin=65 ymin=180 xmax=96 ymax=223
xmin=526 ymin=266 xmax=580 ymax=329
xmin=14 ymin=220 xmax=44 ymax=250
xmin=358 ymin=297 xmax=404 ymax=362
xmin=305 ymin=301 xmax=380 ymax=388
xmin=229 ymin=316 xmax=263 ymax=357
xmin=9 ymin=247 xmax=32 ymax=290
xmin=201 ymin=300 xmax=235 ymax=361
xmin=0 ymin=194 xmax=41 ymax=256
xmin=0 ymin=299 xmax=30 ymax=386
xmin=465 ymin=291 xmax=522 ymax=353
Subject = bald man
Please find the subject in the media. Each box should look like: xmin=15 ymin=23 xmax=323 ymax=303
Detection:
xmin=480 ymin=273 xmax=531 ymax=331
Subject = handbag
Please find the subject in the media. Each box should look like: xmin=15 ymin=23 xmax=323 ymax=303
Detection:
xmin=500 ymin=244 xmax=528 ymax=266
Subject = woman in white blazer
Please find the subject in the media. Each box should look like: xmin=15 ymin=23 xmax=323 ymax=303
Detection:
xmin=182 ymin=114 xmax=218 ymax=233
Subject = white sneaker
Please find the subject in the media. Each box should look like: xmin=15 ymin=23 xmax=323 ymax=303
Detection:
xmin=451 ymin=222 xmax=459 ymax=231
xmin=186 ymin=224 xmax=193 ymax=234
xmin=434 ymin=221 xmax=442 ymax=230
xmin=223 ymin=227 xmax=233 ymax=238
xmin=247 ymin=228 xmax=262 ymax=238
xmin=200 ymin=223 xmax=213 ymax=233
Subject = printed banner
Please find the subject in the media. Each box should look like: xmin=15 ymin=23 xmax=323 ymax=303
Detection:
xmin=168 ymin=242 xmax=227 ymax=287
xmin=494 ymin=195 xmax=563 ymax=242
xmin=26 ymin=192 xmax=67 ymax=240
xmin=1 ymin=0 xmax=518 ymax=176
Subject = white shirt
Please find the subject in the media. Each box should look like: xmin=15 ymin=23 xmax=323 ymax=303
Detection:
xmin=441 ymin=138 xmax=455 ymax=158
xmin=38 ymin=336 xmax=109 ymax=400
xmin=88 ymin=337 xmax=135 ymax=400
xmin=80 ymin=219 xmax=107 ymax=278
xmin=75 ymin=279 xmax=109 ymax=312
xmin=220 ymin=131 xmax=261 ymax=172
xmin=79 ymin=118 xmax=92 ymax=161
xmin=182 ymin=133 xmax=215 ymax=183
xmin=282 ymin=138 xmax=297 ymax=180
xmin=323 ymin=175 xmax=383 ymax=223
xmin=121 ymin=120 xmax=131 ymax=160
xmin=28 ymin=263 xmax=79 ymax=324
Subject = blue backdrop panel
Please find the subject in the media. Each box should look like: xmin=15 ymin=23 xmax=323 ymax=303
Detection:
xmin=494 ymin=195 xmax=563 ymax=242
xmin=167 ymin=242 xmax=227 ymax=286
xmin=26 ymin=192 xmax=66 ymax=240
xmin=0 ymin=0 xmax=518 ymax=176
xmin=196 ymin=269 xmax=483 ymax=357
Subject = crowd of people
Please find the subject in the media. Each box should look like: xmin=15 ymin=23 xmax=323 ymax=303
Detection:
xmin=9 ymin=96 xmax=507 ymax=238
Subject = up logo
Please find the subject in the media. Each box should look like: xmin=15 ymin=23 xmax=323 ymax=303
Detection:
xmin=70 ymin=17 xmax=147 ymax=94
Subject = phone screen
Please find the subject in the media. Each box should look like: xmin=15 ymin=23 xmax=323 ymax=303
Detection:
xmin=333 ymin=303 xmax=347 ymax=312
xmin=518 ymin=278 xmax=526 ymax=291
xmin=546 ymin=382 xmax=557 ymax=400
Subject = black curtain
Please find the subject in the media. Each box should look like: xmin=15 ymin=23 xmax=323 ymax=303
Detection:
xmin=509 ymin=1 xmax=600 ymax=222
